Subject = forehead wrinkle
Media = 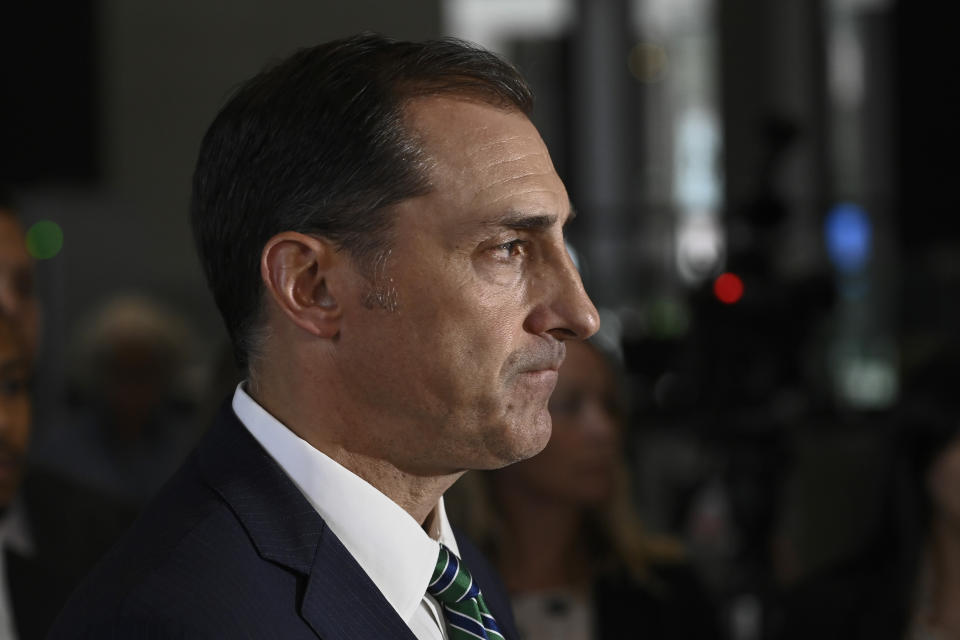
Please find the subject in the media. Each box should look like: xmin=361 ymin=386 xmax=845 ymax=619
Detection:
xmin=479 ymin=187 xmax=568 ymax=215
xmin=464 ymin=134 xmax=547 ymax=158
xmin=422 ymin=148 xmax=552 ymax=194
xmin=474 ymin=149 xmax=553 ymax=173
xmin=417 ymin=123 xmax=548 ymax=168
xmin=477 ymin=171 xmax=553 ymax=194
xmin=470 ymin=154 xmax=559 ymax=197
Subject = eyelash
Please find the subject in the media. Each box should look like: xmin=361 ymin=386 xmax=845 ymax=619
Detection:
xmin=491 ymin=239 xmax=526 ymax=260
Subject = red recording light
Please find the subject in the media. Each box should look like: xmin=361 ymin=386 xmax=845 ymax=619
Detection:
xmin=713 ymin=273 xmax=744 ymax=304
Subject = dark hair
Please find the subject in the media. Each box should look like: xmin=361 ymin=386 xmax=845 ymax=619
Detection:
xmin=190 ymin=33 xmax=533 ymax=369
xmin=0 ymin=185 xmax=16 ymax=214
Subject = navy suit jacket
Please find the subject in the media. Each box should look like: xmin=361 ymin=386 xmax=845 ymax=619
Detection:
xmin=48 ymin=403 xmax=520 ymax=639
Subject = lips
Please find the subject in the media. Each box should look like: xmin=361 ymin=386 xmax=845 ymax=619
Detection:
xmin=520 ymin=369 xmax=558 ymax=381
xmin=515 ymin=341 xmax=566 ymax=375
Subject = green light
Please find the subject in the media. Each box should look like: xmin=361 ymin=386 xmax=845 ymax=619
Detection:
xmin=26 ymin=220 xmax=64 ymax=259
xmin=647 ymin=298 xmax=690 ymax=338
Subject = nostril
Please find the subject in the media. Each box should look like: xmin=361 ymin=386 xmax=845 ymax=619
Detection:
xmin=547 ymin=327 xmax=578 ymax=341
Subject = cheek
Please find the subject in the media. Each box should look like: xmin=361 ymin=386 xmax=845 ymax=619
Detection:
xmin=539 ymin=419 xmax=577 ymax=454
xmin=506 ymin=451 xmax=565 ymax=494
xmin=929 ymin=450 xmax=960 ymax=515
xmin=1 ymin=399 xmax=31 ymax=449
xmin=521 ymin=427 xmax=581 ymax=477
xmin=417 ymin=299 xmax=518 ymax=384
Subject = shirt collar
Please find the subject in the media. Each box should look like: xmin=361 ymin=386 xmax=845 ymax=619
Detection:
xmin=232 ymin=383 xmax=459 ymax=624
xmin=0 ymin=495 xmax=34 ymax=557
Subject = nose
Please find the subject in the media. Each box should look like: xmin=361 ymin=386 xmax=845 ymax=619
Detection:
xmin=0 ymin=277 xmax=16 ymax=317
xmin=581 ymin=401 xmax=620 ymax=449
xmin=525 ymin=242 xmax=600 ymax=341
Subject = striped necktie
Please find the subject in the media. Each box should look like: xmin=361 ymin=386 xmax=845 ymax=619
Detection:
xmin=428 ymin=544 xmax=505 ymax=640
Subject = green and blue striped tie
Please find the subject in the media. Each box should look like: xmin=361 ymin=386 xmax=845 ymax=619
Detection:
xmin=428 ymin=544 xmax=505 ymax=640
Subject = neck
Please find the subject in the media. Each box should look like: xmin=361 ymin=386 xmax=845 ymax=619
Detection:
xmin=492 ymin=480 xmax=591 ymax=592
xmin=327 ymin=446 xmax=462 ymax=525
xmin=248 ymin=368 xmax=461 ymax=526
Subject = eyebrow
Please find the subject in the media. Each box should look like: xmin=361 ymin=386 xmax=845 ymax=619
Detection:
xmin=483 ymin=207 xmax=577 ymax=231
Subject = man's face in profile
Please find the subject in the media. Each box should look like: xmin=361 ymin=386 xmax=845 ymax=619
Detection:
xmin=0 ymin=320 xmax=30 ymax=508
xmin=333 ymin=96 xmax=598 ymax=475
xmin=0 ymin=212 xmax=38 ymax=360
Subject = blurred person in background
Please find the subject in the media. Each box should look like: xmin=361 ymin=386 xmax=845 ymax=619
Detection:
xmin=0 ymin=313 xmax=31 ymax=638
xmin=774 ymin=341 xmax=960 ymax=640
xmin=0 ymin=314 xmax=132 ymax=639
xmin=0 ymin=193 xmax=39 ymax=361
xmin=1 ymin=192 xmax=134 ymax=638
xmin=33 ymin=294 xmax=203 ymax=507
xmin=453 ymin=339 xmax=721 ymax=639
xmin=905 ymin=414 xmax=960 ymax=639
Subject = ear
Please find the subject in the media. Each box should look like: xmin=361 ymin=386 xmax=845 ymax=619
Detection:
xmin=261 ymin=232 xmax=342 ymax=339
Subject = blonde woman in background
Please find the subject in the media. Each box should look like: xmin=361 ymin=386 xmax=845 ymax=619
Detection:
xmin=451 ymin=340 xmax=721 ymax=639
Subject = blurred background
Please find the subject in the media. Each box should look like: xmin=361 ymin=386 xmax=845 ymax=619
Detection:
xmin=2 ymin=0 xmax=958 ymax=638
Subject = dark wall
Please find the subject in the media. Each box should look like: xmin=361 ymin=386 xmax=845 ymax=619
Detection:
xmin=895 ymin=3 xmax=960 ymax=247
xmin=0 ymin=2 xmax=99 ymax=184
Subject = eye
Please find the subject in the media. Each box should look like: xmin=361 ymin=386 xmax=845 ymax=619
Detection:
xmin=490 ymin=239 xmax=527 ymax=261
xmin=0 ymin=376 xmax=29 ymax=399
xmin=548 ymin=391 xmax=582 ymax=416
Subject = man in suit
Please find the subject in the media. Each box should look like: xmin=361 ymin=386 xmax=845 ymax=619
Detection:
xmin=1 ymin=204 xmax=134 ymax=639
xmin=50 ymin=33 xmax=599 ymax=638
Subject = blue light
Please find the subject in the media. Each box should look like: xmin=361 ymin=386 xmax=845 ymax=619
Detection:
xmin=825 ymin=203 xmax=872 ymax=273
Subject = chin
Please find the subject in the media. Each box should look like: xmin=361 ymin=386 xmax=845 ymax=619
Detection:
xmin=481 ymin=409 xmax=553 ymax=469
xmin=509 ymin=408 xmax=554 ymax=462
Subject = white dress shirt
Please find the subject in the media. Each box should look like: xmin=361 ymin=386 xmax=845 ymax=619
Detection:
xmin=232 ymin=384 xmax=457 ymax=640
xmin=0 ymin=496 xmax=34 ymax=640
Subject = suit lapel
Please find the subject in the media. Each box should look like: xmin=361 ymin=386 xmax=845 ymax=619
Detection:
xmin=302 ymin=527 xmax=418 ymax=640
xmin=196 ymin=403 xmax=416 ymax=640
